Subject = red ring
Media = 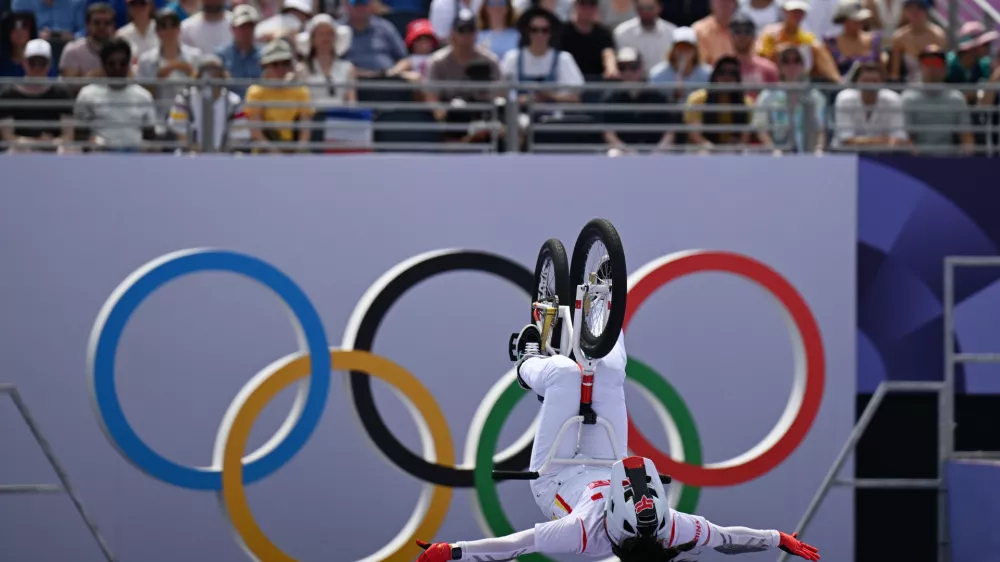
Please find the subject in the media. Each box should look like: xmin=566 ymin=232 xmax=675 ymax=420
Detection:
xmin=625 ymin=251 xmax=825 ymax=487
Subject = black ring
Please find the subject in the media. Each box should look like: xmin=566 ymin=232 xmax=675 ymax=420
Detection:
xmin=347 ymin=250 xmax=535 ymax=487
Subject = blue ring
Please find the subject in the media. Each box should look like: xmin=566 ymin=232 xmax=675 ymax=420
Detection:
xmin=89 ymin=249 xmax=330 ymax=491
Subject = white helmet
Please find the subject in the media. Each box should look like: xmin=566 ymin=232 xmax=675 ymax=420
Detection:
xmin=605 ymin=456 xmax=671 ymax=552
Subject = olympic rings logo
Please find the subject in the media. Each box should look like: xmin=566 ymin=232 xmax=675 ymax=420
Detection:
xmin=87 ymin=247 xmax=824 ymax=562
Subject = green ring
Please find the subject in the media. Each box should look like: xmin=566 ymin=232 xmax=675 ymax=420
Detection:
xmin=473 ymin=357 xmax=703 ymax=561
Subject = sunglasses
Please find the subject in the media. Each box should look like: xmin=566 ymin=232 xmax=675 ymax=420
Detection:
xmin=619 ymin=63 xmax=640 ymax=72
xmin=455 ymin=25 xmax=476 ymax=33
xmin=731 ymin=25 xmax=754 ymax=35
xmin=779 ymin=56 xmax=803 ymax=65
xmin=529 ymin=25 xmax=550 ymax=34
xmin=716 ymin=68 xmax=740 ymax=78
xmin=26 ymin=57 xmax=49 ymax=68
xmin=90 ymin=17 xmax=114 ymax=26
xmin=105 ymin=56 xmax=130 ymax=67
xmin=919 ymin=56 xmax=946 ymax=67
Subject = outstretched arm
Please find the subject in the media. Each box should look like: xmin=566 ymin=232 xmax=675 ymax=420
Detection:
xmin=671 ymin=511 xmax=820 ymax=560
xmin=415 ymin=529 xmax=537 ymax=562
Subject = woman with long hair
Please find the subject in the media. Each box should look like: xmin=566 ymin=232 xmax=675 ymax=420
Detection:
xmin=477 ymin=0 xmax=519 ymax=59
xmin=296 ymin=14 xmax=357 ymax=106
xmin=684 ymin=55 xmax=754 ymax=151
xmin=649 ymin=27 xmax=712 ymax=102
xmin=0 ymin=12 xmax=45 ymax=77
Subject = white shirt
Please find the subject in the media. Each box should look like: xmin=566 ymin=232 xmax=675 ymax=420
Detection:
xmin=739 ymin=0 xmax=783 ymax=30
xmin=833 ymin=88 xmax=907 ymax=147
xmin=613 ymin=17 xmax=676 ymax=74
xmin=117 ymin=21 xmax=159 ymax=60
xmin=181 ymin=11 xmax=235 ymax=55
xmin=296 ymin=58 xmax=354 ymax=107
xmin=429 ymin=0 xmax=484 ymax=40
xmin=499 ymin=48 xmax=584 ymax=86
xmin=254 ymin=12 xmax=304 ymax=44
xmin=167 ymin=87 xmax=250 ymax=150
xmin=74 ymin=84 xmax=157 ymax=148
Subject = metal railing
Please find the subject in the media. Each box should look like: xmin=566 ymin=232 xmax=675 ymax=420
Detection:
xmin=0 ymin=77 xmax=998 ymax=156
xmin=779 ymin=255 xmax=1000 ymax=562
xmin=0 ymin=383 xmax=116 ymax=561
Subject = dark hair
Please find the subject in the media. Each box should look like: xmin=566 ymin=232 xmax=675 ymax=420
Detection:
xmin=100 ymin=37 xmax=132 ymax=63
xmin=154 ymin=8 xmax=182 ymax=27
xmin=613 ymin=537 xmax=699 ymax=562
xmin=477 ymin=0 xmax=515 ymax=30
xmin=0 ymin=11 xmax=39 ymax=57
xmin=87 ymin=2 xmax=116 ymax=22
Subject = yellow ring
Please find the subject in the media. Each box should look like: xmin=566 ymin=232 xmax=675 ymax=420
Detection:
xmin=220 ymin=349 xmax=454 ymax=562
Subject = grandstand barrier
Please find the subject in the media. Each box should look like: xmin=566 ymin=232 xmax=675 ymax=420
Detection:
xmin=0 ymin=76 xmax=997 ymax=156
xmin=946 ymin=459 xmax=1000 ymax=562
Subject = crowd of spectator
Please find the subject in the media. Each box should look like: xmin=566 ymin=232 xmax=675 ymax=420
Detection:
xmin=0 ymin=0 xmax=997 ymax=153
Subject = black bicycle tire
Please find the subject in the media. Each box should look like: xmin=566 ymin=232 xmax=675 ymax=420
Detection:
xmin=533 ymin=238 xmax=571 ymax=350
xmin=569 ymin=218 xmax=627 ymax=359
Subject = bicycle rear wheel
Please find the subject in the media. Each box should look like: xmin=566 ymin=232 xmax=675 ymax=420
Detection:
xmin=570 ymin=219 xmax=627 ymax=359
xmin=533 ymin=238 xmax=570 ymax=351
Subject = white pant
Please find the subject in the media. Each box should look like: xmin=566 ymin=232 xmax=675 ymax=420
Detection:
xmin=517 ymin=331 xmax=628 ymax=519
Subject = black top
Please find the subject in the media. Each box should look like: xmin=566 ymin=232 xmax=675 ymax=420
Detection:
xmin=601 ymin=89 xmax=672 ymax=146
xmin=559 ymin=22 xmax=615 ymax=78
xmin=0 ymin=85 xmax=73 ymax=139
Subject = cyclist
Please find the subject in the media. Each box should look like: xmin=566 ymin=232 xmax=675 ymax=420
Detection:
xmin=414 ymin=325 xmax=820 ymax=561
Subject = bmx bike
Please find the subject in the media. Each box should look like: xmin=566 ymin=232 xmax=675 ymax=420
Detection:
xmin=496 ymin=218 xmax=671 ymax=485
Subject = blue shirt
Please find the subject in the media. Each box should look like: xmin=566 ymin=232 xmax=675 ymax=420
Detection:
xmin=477 ymin=29 xmax=519 ymax=59
xmin=339 ymin=15 xmax=407 ymax=71
xmin=12 ymin=0 xmax=82 ymax=34
xmin=648 ymin=62 xmax=712 ymax=86
xmin=216 ymin=42 xmax=261 ymax=97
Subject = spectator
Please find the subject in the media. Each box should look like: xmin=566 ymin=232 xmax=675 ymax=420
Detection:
xmin=693 ymin=0 xmax=735 ymax=65
xmin=163 ymin=0 xmax=199 ymax=21
xmin=500 ymin=5 xmax=583 ymax=101
xmin=430 ymin=0 xmax=482 ymax=40
xmin=167 ymin=54 xmax=250 ymax=151
xmin=902 ymin=45 xmax=974 ymax=154
xmin=649 ymin=26 xmax=711 ymax=104
xmin=388 ymin=17 xmax=438 ymax=79
xmin=757 ymin=0 xmax=840 ymax=82
xmin=60 ymin=3 xmax=115 ymax=77
xmin=602 ymin=47 xmax=672 ymax=153
xmin=476 ymin=0 xmax=518 ymax=59
xmin=559 ymin=0 xmax=617 ymax=82
xmin=684 ymin=55 xmax=752 ymax=151
xmin=513 ymin=0 xmax=574 ymax=21
xmin=424 ymin=8 xmax=501 ymax=125
xmin=216 ymin=4 xmax=261 ymax=97
xmin=739 ymin=0 xmax=780 ymax=31
xmin=296 ymin=13 xmax=356 ymax=106
xmin=117 ymin=0 xmax=159 ymax=59
xmin=244 ymin=39 xmax=314 ymax=152
xmin=1 ymin=12 xmax=46 ymax=77
xmin=74 ymin=37 xmax=157 ymax=150
xmin=754 ymin=42 xmax=827 ymax=153
xmin=254 ymin=0 xmax=312 ymax=44
xmin=832 ymin=61 xmax=907 ymax=151
xmin=888 ymin=0 xmax=945 ymax=83
xmin=340 ymin=0 xmax=408 ymax=78
xmin=600 ymin=0 xmax=636 ymax=31
xmin=242 ymin=0 xmax=280 ymax=21
xmin=980 ymin=62 xmax=1000 ymax=146
xmin=135 ymin=8 xmax=201 ymax=122
xmin=824 ymin=0 xmax=880 ymax=80
xmin=613 ymin=0 xmax=676 ymax=73
xmin=0 ymin=38 xmax=74 ymax=152
xmin=726 ymin=11 xmax=776 ymax=100
xmin=946 ymin=22 xmax=996 ymax=97
xmin=10 ymin=0 xmax=80 ymax=43
xmin=180 ymin=0 xmax=233 ymax=53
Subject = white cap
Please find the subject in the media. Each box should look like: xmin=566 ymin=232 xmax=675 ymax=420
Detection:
xmin=783 ymin=0 xmax=811 ymax=11
xmin=672 ymin=26 xmax=696 ymax=45
xmin=24 ymin=38 xmax=52 ymax=60
xmin=282 ymin=0 xmax=313 ymax=15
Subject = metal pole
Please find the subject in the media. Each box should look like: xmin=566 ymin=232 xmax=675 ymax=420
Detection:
xmin=947 ymin=0 xmax=960 ymax=50
xmin=504 ymin=88 xmax=519 ymax=154
xmin=940 ymin=258 xmax=957 ymax=562
xmin=776 ymin=383 xmax=890 ymax=562
xmin=5 ymin=387 xmax=118 ymax=561
xmin=200 ymin=77 xmax=214 ymax=154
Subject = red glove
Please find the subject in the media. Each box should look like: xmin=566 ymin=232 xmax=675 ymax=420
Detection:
xmin=778 ymin=532 xmax=820 ymax=561
xmin=415 ymin=539 xmax=454 ymax=562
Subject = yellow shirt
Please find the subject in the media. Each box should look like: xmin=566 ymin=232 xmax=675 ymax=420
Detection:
xmin=757 ymin=25 xmax=817 ymax=60
xmin=684 ymin=88 xmax=753 ymax=145
xmin=244 ymin=85 xmax=315 ymax=143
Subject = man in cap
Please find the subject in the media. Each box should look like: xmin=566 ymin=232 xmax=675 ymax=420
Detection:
xmin=180 ymin=0 xmax=233 ymax=54
xmin=217 ymin=4 xmax=262 ymax=97
xmin=613 ymin=0 xmax=677 ymax=72
xmin=0 ymin=38 xmax=75 ymax=152
xmin=902 ymin=45 xmax=974 ymax=153
xmin=168 ymin=54 xmax=251 ymax=152
xmin=339 ymin=0 xmax=408 ymax=78
xmin=429 ymin=0 xmax=483 ymax=40
xmin=255 ymin=0 xmax=313 ymax=44
xmin=244 ymin=39 xmax=315 ymax=152
xmin=728 ymin=10 xmax=777 ymax=100
xmin=602 ymin=47 xmax=674 ymax=154
xmin=425 ymin=8 xmax=500 ymax=119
